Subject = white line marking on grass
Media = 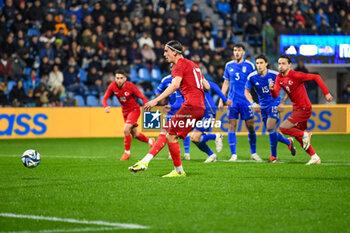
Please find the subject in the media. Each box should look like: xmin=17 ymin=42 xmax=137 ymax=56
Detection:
xmin=1 ymin=226 xmax=121 ymax=233
xmin=0 ymin=213 xmax=149 ymax=230
xmin=0 ymin=155 xmax=106 ymax=159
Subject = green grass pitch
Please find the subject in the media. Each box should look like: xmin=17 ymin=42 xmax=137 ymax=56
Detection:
xmin=1 ymin=134 xmax=350 ymax=233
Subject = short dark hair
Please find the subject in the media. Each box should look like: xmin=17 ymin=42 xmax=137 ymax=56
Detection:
xmin=115 ymin=70 xmax=127 ymax=77
xmin=233 ymin=43 xmax=245 ymax=51
xmin=165 ymin=40 xmax=183 ymax=54
xmin=279 ymin=55 xmax=292 ymax=64
xmin=255 ymin=54 xmax=268 ymax=63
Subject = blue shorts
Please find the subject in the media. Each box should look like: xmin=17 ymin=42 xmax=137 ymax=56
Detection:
xmin=261 ymin=106 xmax=280 ymax=126
xmin=227 ymin=102 xmax=254 ymax=120
xmin=194 ymin=111 xmax=216 ymax=132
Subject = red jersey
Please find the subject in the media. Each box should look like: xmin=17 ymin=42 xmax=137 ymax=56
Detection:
xmin=271 ymin=70 xmax=329 ymax=108
xmin=102 ymin=81 xmax=148 ymax=112
xmin=171 ymin=58 xmax=205 ymax=108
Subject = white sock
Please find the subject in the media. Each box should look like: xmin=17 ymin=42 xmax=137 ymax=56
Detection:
xmin=148 ymin=138 xmax=153 ymax=144
xmin=311 ymin=153 xmax=319 ymax=158
xmin=175 ymin=165 xmax=184 ymax=174
xmin=124 ymin=150 xmax=130 ymax=154
xmin=141 ymin=153 xmax=154 ymax=163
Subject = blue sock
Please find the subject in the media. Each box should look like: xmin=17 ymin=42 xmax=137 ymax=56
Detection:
xmin=199 ymin=133 xmax=216 ymax=143
xmin=268 ymin=129 xmax=278 ymax=158
xmin=248 ymin=131 xmax=257 ymax=154
xmin=228 ymin=131 xmax=237 ymax=155
xmin=183 ymin=136 xmax=190 ymax=154
xmin=277 ymin=132 xmax=290 ymax=146
xmin=196 ymin=141 xmax=214 ymax=156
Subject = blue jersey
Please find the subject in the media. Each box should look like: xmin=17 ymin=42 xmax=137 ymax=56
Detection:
xmin=204 ymin=81 xmax=228 ymax=115
xmin=246 ymin=69 xmax=281 ymax=109
xmin=223 ymin=60 xmax=255 ymax=104
xmin=156 ymin=75 xmax=176 ymax=105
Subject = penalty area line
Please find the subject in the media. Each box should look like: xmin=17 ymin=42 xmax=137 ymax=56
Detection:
xmin=0 ymin=213 xmax=149 ymax=230
xmin=0 ymin=226 xmax=122 ymax=233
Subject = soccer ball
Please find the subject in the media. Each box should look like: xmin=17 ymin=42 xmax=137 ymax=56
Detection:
xmin=21 ymin=149 xmax=41 ymax=168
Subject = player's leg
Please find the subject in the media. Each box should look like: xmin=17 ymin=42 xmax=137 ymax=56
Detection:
xmin=130 ymin=127 xmax=155 ymax=147
xmin=293 ymin=121 xmax=321 ymax=165
xmin=164 ymin=133 xmax=186 ymax=177
xmin=266 ymin=117 xmax=278 ymax=162
xmin=191 ymin=130 xmax=216 ymax=163
xmin=227 ymin=105 xmax=239 ymax=161
xmin=183 ymin=135 xmax=191 ymax=160
xmin=121 ymin=123 xmax=133 ymax=161
xmin=245 ymin=118 xmax=262 ymax=161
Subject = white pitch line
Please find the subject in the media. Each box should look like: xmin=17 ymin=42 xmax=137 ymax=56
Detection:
xmin=0 ymin=213 xmax=149 ymax=230
xmin=0 ymin=155 xmax=106 ymax=159
xmin=1 ymin=226 xmax=121 ymax=233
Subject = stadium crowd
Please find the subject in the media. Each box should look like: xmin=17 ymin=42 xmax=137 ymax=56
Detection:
xmin=0 ymin=0 xmax=349 ymax=107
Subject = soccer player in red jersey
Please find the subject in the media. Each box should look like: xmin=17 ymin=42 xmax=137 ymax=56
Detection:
xmin=129 ymin=40 xmax=209 ymax=177
xmin=102 ymin=70 xmax=155 ymax=161
xmin=269 ymin=55 xmax=333 ymax=165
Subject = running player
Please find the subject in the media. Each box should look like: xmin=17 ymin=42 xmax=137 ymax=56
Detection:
xmin=129 ymin=40 xmax=208 ymax=177
xmin=156 ymin=75 xmax=191 ymax=160
xmin=219 ymin=44 xmax=262 ymax=162
xmin=191 ymin=80 xmax=232 ymax=163
xmin=245 ymin=55 xmax=296 ymax=163
xmin=269 ymin=55 xmax=333 ymax=165
xmin=102 ymin=70 xmax=155 ymax=160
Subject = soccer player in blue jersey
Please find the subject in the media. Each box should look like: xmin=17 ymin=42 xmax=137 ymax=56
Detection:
xmin=155 ymin=75 xmax=191 ymax=160
xmin=244 ymin=55 xmax=296 ymax=163
xmin=191 ymin=81 xmax=232 ymax=163
xmin=219 ymin=44 xmax=262 ymax=162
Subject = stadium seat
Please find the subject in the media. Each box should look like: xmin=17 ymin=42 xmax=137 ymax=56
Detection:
xmin=86 ymin=95 xmax=98 ymax=106
xmin=79 ymin=68 xmax=87 ymax=83
xmin=74 ymin=95 xmax=85 ymax=106
xmin=27 ymin=28 xmax=39 ymax=37
xmin=129 ymin=68 xmax=139 ymax=82
xmin=99 ymin=95 xmax=111 ymax=106
xmin=150 ymin=68 xmax=162 ymax=81
xmin=7 ymin=81 xmax=17 ymax=94
xmin=111 ymin=95 xmax=121 ymax=106
xmin=138 ymin=68 xmax=151 ymax=82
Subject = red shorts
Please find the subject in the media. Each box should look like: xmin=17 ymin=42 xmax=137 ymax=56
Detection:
xmin=123 ymin=108 xmax=140 ymax=128
xmin=164 ymin=105 xmax=205 ymax=140
xmin=287 ymin=107 xmax=312 ymax=131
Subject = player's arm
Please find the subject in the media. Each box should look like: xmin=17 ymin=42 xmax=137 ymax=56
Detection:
xmin=144 ymin=76 xmax=182 ymax=111
xmin=277 ymin=92 xmax=289 ymax=112
xmin=203 ymin=77 xmax=211 ymax=91
xmin=218 ymin=79 xmax=230 ymax=111
xmin=132 ymin=83 xmax=148 ymax=105
xmin=102 ymin=86 xmax=113 ymax=113
xmin=296 ymin=72 xmax=333 ymax=102
xmin=209 ymin=81 xmax=231 ymax=106
xmin=244 ymin=88 xmax=260 ymax=113
xmin=269 ymin=77 xmax=281 ymax=99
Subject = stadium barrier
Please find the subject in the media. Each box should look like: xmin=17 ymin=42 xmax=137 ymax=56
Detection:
xmin=0 ymin=105 xmax=349 ymax=139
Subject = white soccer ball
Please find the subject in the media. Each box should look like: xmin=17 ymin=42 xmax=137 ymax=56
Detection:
xmin=21 ymin=149 xmax=41 ymax=168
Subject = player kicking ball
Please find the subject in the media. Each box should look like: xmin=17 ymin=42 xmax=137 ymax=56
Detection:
xmin=244 ymin=55 xmax=296 ymax=163
xmin=269 ymin=55 xmax=333 ymax=165
xmin=102 ymin=70 xmax=155 ymax=161
xmin=129 ymin=40 xmax=208 ymax=177
xmin=190 ymin=81 xmax=231 ymax=163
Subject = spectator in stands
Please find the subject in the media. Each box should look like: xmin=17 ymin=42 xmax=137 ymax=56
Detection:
xmin=25 ymin=89 xmax=36 ymax=107
xmin=249 ymin=5 xmax=262 ymax=28
xmin=9 ymin=80 xmax=27 ymax=106
xmin=213 ymin=30 xmax=226 ymax=53
xmin=34 ymin=83 xmax=50 ymax=107
xmin=63 ymin=65 xmax=84 ymax=96
xmin=2 ymin=34 xmax=16 ymax=56
xmin=29 ymin=69 xmax=38 ymax=88
xmin=315 ymin=8 xmax=329 ymax=28
xmin=236 ymin=6 xmax=250 ymax=29
xmin=129 ymin=41 xmax=143 ymax=71
xmin=3 ymin=0 xmax=17 ymax=24
xmin=187 ymin=4 xmax=202 ymax=24
xmin=141 ymin=44 xmax=156 ymax=73
xmin=295 ymin=60 xmax=309 ymax=73
xmin=0 ymin=53 xmax=12 ymax=81
xmin=166 ymin=2 xmax=180 ymax=24
xmin=0 ymin=81 xmax=8 ymax=106
xmin=294 ymin=10 xmax=306 ymax=26
xmin=318 ymin=18 xmax=331 ymax=35
xmin=152 ymin=27 xmax=167 ymax=45
xmin=49 ymin=87 xmax=62 ymax=107
xmin=216 ymin=0 xmax=233 ymax=26
xmin=10 ymin=53 xmax=26 ymax=80
xmin=91 ymin=2 xmax=105 ymax=23
xmin=87 ymin=66 xmax=103 ymax=95
xmin=49 ymin=64 xmax=65 ymax=93
xmin=341 ymin=85 xmax=350 ymax=103
xmin=244 ymin=16 xmax=261 ymax=53
xmin=299 ymin=0 xmax=310 ymax=14
xmin=293 ymin=20 xmax=308 ymax=35
xmin=138 ymin=32 xmax=154 ymax=48
xmin=11 ymin=13 xmax=28 ymax=34
xmin=259 ymin=4 xmax=270 ymax=24
xmin=203 ymin=30 xmax=215 ymax=51
xmin=342 ymin=13 xmax=350 ymax=35
xmin=327 ymin=6 xmax=340 ymax=30
xmin=39 ymin=56 xmax=52 ymax=78
xmin=41 ymin=13 xmax=55 ymax=34
xmin=176 ymin=26 xmax=191 ymax=49
xmin=261 ymin=20 xmax=275 ymax=55
xmin=63 ymin=92 xmax=76 ymax=106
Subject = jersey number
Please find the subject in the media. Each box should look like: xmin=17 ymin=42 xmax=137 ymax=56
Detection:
xmin=120 ymin=97 xmax=126 ymax=102
xmin=262 ymin=86 xmax=269 ymax=93
xmin=193 ymin=68 xmax=203 ymax=89
xmin=235 ymin=73 xmax=240 ymax=80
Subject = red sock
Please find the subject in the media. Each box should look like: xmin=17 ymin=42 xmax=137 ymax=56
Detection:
xmin=295 ymin=136 xmax=316 ymax=156
xmin=168 ymin=141 xmax=182 ymax=167
xmin=279 ymin=127 xmax=304 ymax=137
xmin=136 ymin=132 xmax=149 ymax=143
xmin=148 ymin=134 xmax=167 ymax=157
xmin=124 ymin=134 xmax=132 ymax=151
